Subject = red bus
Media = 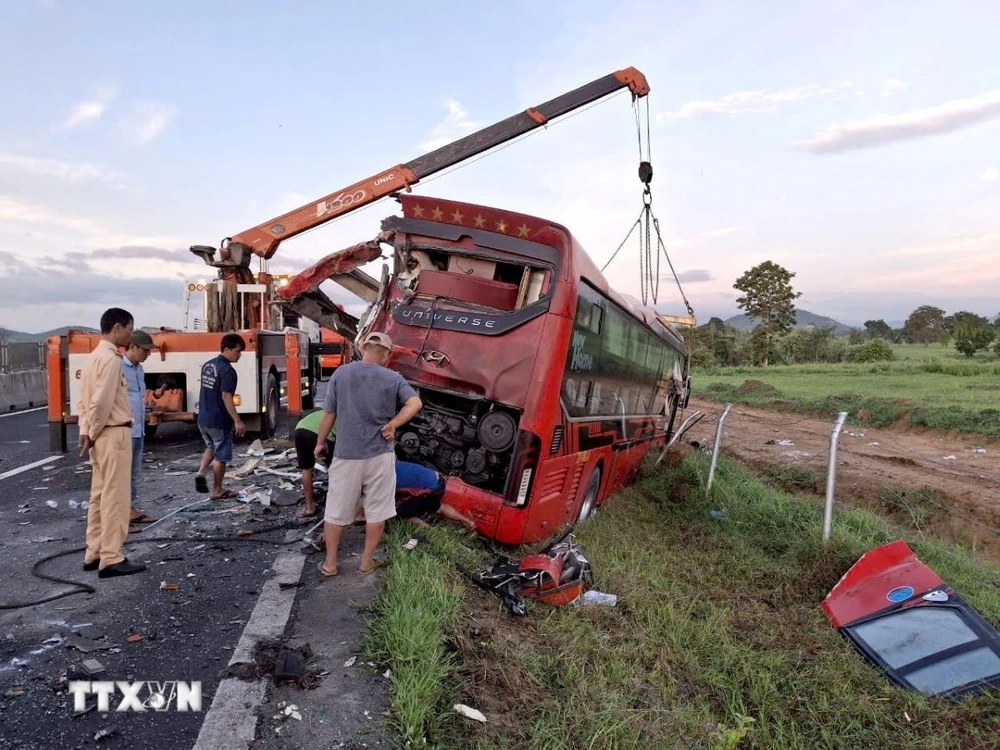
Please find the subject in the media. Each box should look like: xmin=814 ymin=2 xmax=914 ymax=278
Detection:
xmin=364 ymin=193 xmax=689 ymax=545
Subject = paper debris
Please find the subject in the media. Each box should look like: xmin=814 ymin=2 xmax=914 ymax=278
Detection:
xmin=45 ymin=500 xmax=59 ymax=509
xmin=402 ymin=538 xmax=419 ymax=551
xmin=944 ymin=455 xmax=957 ymax=460
xmin=256 ymin=467 xmax=299 ymax=480
xmin=777 ymin=439 xmax=794 ymax=447
xmin=343 ymin=656 xmax=357 ymax=668
xmin=454 ymin=704 xmax=488 ymax=723
xmin=229 ymin=457 xmax=262 ymax=478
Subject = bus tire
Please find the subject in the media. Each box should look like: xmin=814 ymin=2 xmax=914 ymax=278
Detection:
xmin=261 ymin=372 xmax=279 ymax=438
xmin=576 ymin=467 xmax=602 ymax=524
xmin=144 ymin=424 xmax=158 ymax=442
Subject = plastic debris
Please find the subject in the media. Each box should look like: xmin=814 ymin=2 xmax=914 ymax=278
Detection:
xmin=868 ymin=442 xmax=880 ymax=446
xmin=284 ymin=704 xmax=302 ymax=721
xmin=245 ymin=439 xmax=270 ymax=456
xmin=159 ymin=582 xmax=179 ymax=592
xmin=82 ymin=659 xmax=105 ymax=676
xmin=944 ymin=455 xmax=957 ymax=460
xmin=454 ymin=704 xmax=488 ymax=723
xmin=777 ymin=439 xmax=795 ymax=447
xmin=709 ymin=509 xmax=728 ymax=523
xmin=973 ymin=448 xmax=986 ymax=454
xmin=45 ymin=500 xmax=59 ymax=509
xmin=68 ymin=499 xmax=79 ymax=509
xmin=343 ymin=656 xmax=357 ymax=668
xmin=82 ymin=501 xmax=89 ymax=510
xmin=402 ymin=538 xmax=419 ymax=551
xmin=126 ymin=634 xmax=144 ymax=643
xmin=578 ymin=590 xmax=618 ymax=607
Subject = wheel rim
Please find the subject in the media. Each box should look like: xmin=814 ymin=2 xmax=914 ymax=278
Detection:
xmin=578 ymin=472 xmax=600 ymax=522
xmin=267 ymin=382 xmax=278 ymax=433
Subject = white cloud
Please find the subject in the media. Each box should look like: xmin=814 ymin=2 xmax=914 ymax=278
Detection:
xmin=119 ymin=102 xmax=177 ymax=145
xmin=880 ymin=78 xmax=907 ymax=97
xmin=796 ymin=89 xmax=1000 ymax=154
xmin=60 ymin=85 xmax=117 ymax=130
xmin=0 ymin=152 xmax=125 ymax=187
xmin=984 ymin=165 xmax=1000 ymax=181
xmin=657 ymin=83 xmax=844 ymax=124
xmin=697 ymin=226 xmax=740 ymax=239
xmin=419 ymin=100 xmax=482 ymax=151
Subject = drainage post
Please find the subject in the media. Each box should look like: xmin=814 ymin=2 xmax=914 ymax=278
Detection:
xmin=706 ymin=403 xmax=732 ymax=497
xmin=822 ymin=411 xmax=849 ymax=544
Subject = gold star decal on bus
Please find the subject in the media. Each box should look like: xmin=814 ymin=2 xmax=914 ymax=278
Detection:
xmin=451 ymin=209 xmax=464 ymax=224
xmin=496 ymin=219 xmax=507 ymax=233
xmin=412 ymin=205 xmax=424 ymax=218
xmin=473 ymin=215 xmax=486 ymax=228
xmin=432 ymin=207 xmax=444 ymax=220
xmin=517 ymin=223 xmax=530 ymax=238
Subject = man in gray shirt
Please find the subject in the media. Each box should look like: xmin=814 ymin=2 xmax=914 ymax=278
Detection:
xmin=314 ymin=331 xmax=422 ymax=576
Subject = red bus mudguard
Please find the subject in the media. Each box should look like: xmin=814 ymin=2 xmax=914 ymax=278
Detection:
xmin=823 ymin=540 xmax=1000 ymax=697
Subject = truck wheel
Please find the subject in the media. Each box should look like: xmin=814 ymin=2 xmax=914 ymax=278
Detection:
xmin=144 ymin=424 xmax=158 ymax=442
xmin=576 ymin=467 xmax=602 ymax=524
xmin=260 ymin=373 xmax=279 ymax=438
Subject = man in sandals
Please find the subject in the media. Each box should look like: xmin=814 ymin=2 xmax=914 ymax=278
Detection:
xmin=293 ymin=410 xmax=337 ymax=520
xmin=122 ymin=330 xmax=157 ymax=527
xmin=194 ymin=334 xmax=247 ymax=499
xmin=313 ymin=332 xmax=422 ymax=576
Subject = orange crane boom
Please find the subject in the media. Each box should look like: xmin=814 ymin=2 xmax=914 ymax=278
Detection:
xmin=190 ymin=68 xmax=649 ymax=274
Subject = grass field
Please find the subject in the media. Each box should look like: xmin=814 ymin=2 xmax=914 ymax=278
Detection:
xmin=363 ymin=455 xmax=1000 ymax=749
xmin=693 ymin=344 xmax=1000 ymax=439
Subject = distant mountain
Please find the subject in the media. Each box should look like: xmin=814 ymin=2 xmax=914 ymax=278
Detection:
xmin=0 ymin=326 xmax=98 ymax=342
xmin=723 ymin=310 xmax=854 ymax=335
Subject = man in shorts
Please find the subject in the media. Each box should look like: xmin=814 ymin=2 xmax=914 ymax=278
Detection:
xmin=313 ymin=332 xmax=422 ymax=577
xmin=293 ymin=409 xmax=336 ymax=519
xmin=195 ymin=334 xmax=246 ymax=499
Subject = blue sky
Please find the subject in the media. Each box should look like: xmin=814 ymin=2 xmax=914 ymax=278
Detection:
xmin=1 ymin=0 xmax=998 ymax=332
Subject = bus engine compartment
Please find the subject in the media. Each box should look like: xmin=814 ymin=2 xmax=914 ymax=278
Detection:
xmin=395 ymin=387 xmax=520 ymax=495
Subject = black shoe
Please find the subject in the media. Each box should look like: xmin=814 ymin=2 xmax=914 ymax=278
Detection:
xmin=98 ymin=558 xmax=147 ymax=578
xmin=83 ymin=560 xmax=99 ymax=572
xmin=195 ymin=475 xmax=209 ymax=494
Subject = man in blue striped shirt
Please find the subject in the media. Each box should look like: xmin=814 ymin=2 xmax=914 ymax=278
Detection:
xmin=122 ymin=331 xmax=156 ymax=526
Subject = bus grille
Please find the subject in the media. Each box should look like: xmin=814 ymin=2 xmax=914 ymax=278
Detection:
xmin=537 ymin=467 xmax=569 ymax=501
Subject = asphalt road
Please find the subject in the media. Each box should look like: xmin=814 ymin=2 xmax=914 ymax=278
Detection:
xmin=0 ymin=409 xmax=310 ymax=750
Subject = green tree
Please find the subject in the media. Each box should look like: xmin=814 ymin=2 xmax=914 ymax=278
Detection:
xmin=951 ymin=312 xmax=995 ymax=358
xmin=863 ymin=319 xmax=892 ymax=340
xmin=847 ymin=328 xmax=866 ymax=345
xmin=733 ymin=261 xmax=801 ymax=366
xmin=904 ymin=305 xmax=946 ymax=346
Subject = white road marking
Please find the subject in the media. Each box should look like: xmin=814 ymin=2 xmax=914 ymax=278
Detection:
xmin=192 ymin=547 xmax=306 ymax=750
xmin=0 ymin=406 xmax=46 ymax=420
xmin=0 ymin=455 xmax=61 ymax=481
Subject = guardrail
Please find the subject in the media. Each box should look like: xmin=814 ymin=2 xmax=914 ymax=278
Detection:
xmin=0 ymin=341 xmax=46 ymax=373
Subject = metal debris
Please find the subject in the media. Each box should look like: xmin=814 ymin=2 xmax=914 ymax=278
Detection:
xmin=65 ymin=636 xmax=112 ymax=653
xmin=82 ymin=659 xmax=105 ymax=675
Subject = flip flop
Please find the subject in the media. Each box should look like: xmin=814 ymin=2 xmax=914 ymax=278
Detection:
xmin=195 ymin=475 xmax=209 ymax=494
xmin=317 ymin=562 xmax=338 ymax=577
xmin=211 ymin=489 xmax=238 ymax=500
xmin=130 ymin=512 xmax=157 ymax=524
xmin=359 ymin=561 xmax=381 ymax=576
xmin=296 ymin=509 xmax=319 ymax=520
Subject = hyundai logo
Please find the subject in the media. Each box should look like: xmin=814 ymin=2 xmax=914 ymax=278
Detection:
xmin=421 ymin=350 xmax=449 ymax=367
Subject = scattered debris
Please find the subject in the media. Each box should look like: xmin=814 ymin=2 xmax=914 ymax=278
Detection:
xmin=402 ymin=538 xmax=419 ymax=551
xmin=257 ymin=467 xmax=299 ymax=480
xmin=75 ymin=625 xmax=105 ymax=641
xmin=284 ymin=704 xmax=302 ymax=721
xmin=273 ymin=649 xmax=306 ymax=681
xmin=237 ymin=529 xmax=255 ymax=538
xmin=65 ymin=636 xmax=112 ymax=653
xmin=94 ymin=727 xmax=119 ymax=742
xmin=4 ymin=687 xmax=25 ymax=698
xmin=578 ymin=590 xmax=618 ymax=607
xmin=245 ymin=439 xmax=271 ymax=456
xmin=868 ymin=442 xmax=880 ymax=447
xmin=973 ymin=448 xmax=986 ymax=454
xmin=68 ymin=499 xmax=79 ymax=509
xmin=230 ymin=457 xmax=262 ymax=478
xmin=30 ymin=536 xmax=68 ymax=544
xmin=126 ymin=634 xmax=144 ymax=643
xmin=17 ymin=503 xmax=31 ymax=513
xmin=159 ymin=582 xmax=179 ymax=592
xmin=944 ymin=455 xmax=957 ymax=461
xmin=44 ymin=499 xmax=59 ymax=508
xmin=382 ymin=669 xmax=392 ymax=679
xmin=454 ymin=703 xmax=488 ymax=723
xmin=343 ymin=656 xmax=357 ymax=668
xmin=82 ymin=659 xmax=105 ymax=676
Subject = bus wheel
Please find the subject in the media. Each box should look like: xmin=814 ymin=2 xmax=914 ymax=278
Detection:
xmin=576 ymin=467 xmax=602 ymax=524
xmin=144 ymin=424 xmax=158 ymax=442
xmin=261 ymin=373 xmax=279 ymax=438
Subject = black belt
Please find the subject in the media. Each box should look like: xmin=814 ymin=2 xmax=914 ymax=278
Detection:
xmin=107 ymin=422 xmax=133 ymax=428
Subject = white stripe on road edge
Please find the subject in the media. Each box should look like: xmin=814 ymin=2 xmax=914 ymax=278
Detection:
xmin=0 ymin=455 xmax=61 ymax=481
xmin=192 ymin=548 xmax=306 ymax=750
xmin=0 ymin=406 xmax=46 ymax=420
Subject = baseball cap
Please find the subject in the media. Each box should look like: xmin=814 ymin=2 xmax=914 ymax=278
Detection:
xmin=363 ymin=332 xmax=393 ymax=350
xmin=130 ymin=330 xmax=155 ymax=350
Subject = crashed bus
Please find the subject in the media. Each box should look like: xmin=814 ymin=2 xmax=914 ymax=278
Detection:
xmin=283 ymin=194 xmax=690 ymax=544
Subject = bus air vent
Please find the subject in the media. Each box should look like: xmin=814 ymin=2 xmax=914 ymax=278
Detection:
xmin=549 ymin=425 xmax=564 ymax=455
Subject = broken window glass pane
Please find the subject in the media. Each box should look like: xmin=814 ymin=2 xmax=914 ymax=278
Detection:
xmin=851 ymin=608 xmax=978 ymax=668
xmin=907 ymin=647 xmax=1000 ymax=695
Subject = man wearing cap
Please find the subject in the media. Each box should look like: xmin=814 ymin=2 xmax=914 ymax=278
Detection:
xmin=313 ymin=332 xmax=422 ymax=576
xmin=122 ymin=331 xmax=157 ymax=526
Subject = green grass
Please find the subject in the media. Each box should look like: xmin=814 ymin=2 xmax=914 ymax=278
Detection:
xmin=368 ymin=458 xmax=1000 ymax=749
xmin=693 ymin=355 xmax=1000 ymax=439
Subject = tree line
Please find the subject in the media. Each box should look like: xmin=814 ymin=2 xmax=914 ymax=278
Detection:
xmin=685 ymin=261 xmax=1000 ymax=367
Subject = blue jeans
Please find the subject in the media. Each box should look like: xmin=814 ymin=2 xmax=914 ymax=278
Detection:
xmin=199 ymin=425 xmax=234 ymax=464
xmin=130 ymin=436 xmax=143 ymax=505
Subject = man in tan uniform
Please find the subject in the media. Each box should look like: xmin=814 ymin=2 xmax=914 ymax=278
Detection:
xmin=78 ymin=308 xmax=147 ymax=578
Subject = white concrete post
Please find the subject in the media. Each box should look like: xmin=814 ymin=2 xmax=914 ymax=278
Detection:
xmin=706 ymin=403 xmax=732 ymax=497
xmin=822 ymin=411 xmax=849 ymax=544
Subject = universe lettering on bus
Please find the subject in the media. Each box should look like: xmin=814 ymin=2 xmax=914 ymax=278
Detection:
xmin=399 ymin=308 xmax=497 ymax=329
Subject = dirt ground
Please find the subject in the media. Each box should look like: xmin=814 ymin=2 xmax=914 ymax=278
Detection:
xmin=685 ymin=398 xmax=1000 ymax=557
